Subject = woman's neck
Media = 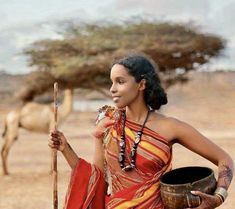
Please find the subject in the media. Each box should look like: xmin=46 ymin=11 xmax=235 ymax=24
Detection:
xmin=125 ymin=103 xmax=149 ymax=123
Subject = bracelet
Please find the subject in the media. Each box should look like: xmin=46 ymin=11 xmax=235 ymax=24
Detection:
xmin=214 ymin=193 xmax=224 ymax=204
xmin=214 ymin=187 xmax=228 ymax=202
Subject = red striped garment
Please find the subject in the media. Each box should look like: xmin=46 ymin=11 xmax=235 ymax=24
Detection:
xmin=63 ymin=106 xmax=172 ymax=209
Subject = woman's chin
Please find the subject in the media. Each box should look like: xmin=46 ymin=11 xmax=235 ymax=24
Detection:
xmin=113 ymin=102 xmax=125 ymax=109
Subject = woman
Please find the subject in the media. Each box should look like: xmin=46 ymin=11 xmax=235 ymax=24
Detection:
xmin=49 ymin=54 xmax=234 ymax=209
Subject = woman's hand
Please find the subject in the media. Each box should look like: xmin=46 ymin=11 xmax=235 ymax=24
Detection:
xmin=93 ymin=119 xmax=115 ymax=139
xmin=185 ymin=191 xmax=223 ymax=209
xmin=49 ymin=130 xmax=68 ymax=152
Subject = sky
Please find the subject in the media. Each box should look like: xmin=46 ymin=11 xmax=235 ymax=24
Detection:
xmin=0 ymin=0 xmax=235 ymax=74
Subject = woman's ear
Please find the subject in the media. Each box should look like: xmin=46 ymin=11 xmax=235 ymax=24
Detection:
xmin=139 ymin=79 xmax=146 ymax=91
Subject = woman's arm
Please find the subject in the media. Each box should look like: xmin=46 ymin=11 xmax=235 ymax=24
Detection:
xmin=49 ymin=114 xmax=115 ymax=171
xmin=172 ymin=119 xmax=234 ymax=187
xmin=61 ymin=142 xmax=80 ymax=170
xmin=93 ymin=136 xmax=105 ymax=172
xmin=49 ymin=130 xmax=80 ymax=170
xmin=169 ymin=118 xmax=234 ymax=207
xmin=92 ymin=117 xmax=115 ymax=172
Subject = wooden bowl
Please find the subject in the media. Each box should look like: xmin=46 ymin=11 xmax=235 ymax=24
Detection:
xmin=160 ymin=166 xmax=217 ymax=209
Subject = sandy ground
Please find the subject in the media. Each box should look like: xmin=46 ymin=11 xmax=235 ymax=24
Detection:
xmin=0 ymin=110 xmax=234 ymax=209
xmin=0 ymin=71 xmax=235 ymax=209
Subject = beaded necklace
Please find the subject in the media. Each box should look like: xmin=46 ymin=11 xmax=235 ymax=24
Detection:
xmin=119 ymin=109 xmax=151 ymax=171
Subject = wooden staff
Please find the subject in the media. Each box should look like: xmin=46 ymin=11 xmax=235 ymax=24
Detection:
xmin=53 ymin=82 xmax=58 ymax=209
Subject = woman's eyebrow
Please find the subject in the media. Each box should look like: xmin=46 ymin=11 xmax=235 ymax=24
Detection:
xmin=110 ymin=76 xmax=126 ymax=80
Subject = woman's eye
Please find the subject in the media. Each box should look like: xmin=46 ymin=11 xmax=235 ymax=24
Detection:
xmin=118 ymin=80 xmax=125 ymax=84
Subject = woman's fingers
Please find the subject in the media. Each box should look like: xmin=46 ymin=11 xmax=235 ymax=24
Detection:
xmin=191 ymin=190 xmax=206 ymax=198
xmin=104 ymin=120 xmax=115 ymax=128
xmin=48 ymin=130 xmax=67 ymax=151
xmin=48 ymin=137 xmax=60 ymax=144
xmin=188 ymin=191 xmax=219 ymax=209
xmin=48 ymin=141 xmax=59 ymax=149
xmin=93 ymin=119 xmax=115 ymax=139
xmin=53 ymin=140 xmax=61 ymax=145
xmin=50 ymin=130 xmax=63 ymax=136
xmin=93 ymin=130 xmax=105 ymax=139
xmin=50 ymin=132 xmax=60 ymax=137
xmin=50 ymin=137 xmax=59 ymax=141
xmin=50 ymin=130 xmax=65 ymax=141
xmin=49 ymin=137 xmax=61 ymax=147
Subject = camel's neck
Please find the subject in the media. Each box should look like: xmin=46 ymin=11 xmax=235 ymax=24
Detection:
xmin=58 ymin=89 xmax=73 ymax=122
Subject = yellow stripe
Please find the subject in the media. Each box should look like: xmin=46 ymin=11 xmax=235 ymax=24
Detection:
xmin=112 ymin=129 xmax=118 ymax=138
xmin=112 ymin=128 xmax=135 ymax=141
xmin=115 ymin=184 xmax=159 ymax=209
xmin=140 ymin=141 xmax=168 ymax=163
xmin=125 ymin=127 xmax=135 ymax=139
xmin=125 ymin=128 xmax=168 ymax=163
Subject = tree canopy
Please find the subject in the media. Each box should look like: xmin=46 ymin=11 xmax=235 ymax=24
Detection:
xmin=20 ymin=22 xmax=224 ymax=101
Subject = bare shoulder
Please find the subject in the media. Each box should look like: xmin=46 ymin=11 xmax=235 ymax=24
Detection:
xmin=153 ymin=112 xmax=192 ymax=127
xmin=148 ymin=112 xmax=192 ymax=143
xmin=148 ymin=112 xmax=182 ymax=129
xmin=154 ymin=113 xmax=209 ymax=145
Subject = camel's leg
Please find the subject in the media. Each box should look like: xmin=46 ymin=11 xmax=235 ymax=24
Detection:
xmin=1 ymin=135 xmax=18 ymax=175
xmin=1 ymin=114 xmax=19 ymax=175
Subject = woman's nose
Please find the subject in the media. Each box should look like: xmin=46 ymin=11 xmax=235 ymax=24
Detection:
xmin=110 ymin=84 xmax=117 ymax=94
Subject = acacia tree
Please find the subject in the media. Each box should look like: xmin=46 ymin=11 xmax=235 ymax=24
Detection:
xmin=21 ymin=22 xmax=224 ymax=101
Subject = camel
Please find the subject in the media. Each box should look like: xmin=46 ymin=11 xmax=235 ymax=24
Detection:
xmin=1 ymin=88 xmax=73 ymax=175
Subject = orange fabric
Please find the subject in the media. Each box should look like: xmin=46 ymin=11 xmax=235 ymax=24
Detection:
xmin=63 ymin=107 xmax=172 ymax=209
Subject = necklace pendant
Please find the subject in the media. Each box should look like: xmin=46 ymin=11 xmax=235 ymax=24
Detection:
xmin=135 ymin=136 xmax=141 ymax=144
xmin=131 ymin=149 xmax=136 ymax=158
xmin=119 ymin=140 xmax=125 ymax=149
xmin=137 ymin=131 xmax=142 ymax=136
xmin=119 ymin=153 xmax=125 ymax=163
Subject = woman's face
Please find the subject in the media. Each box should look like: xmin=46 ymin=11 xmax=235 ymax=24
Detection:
xmin=110 ymin=64 xmax=143 ymax=108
